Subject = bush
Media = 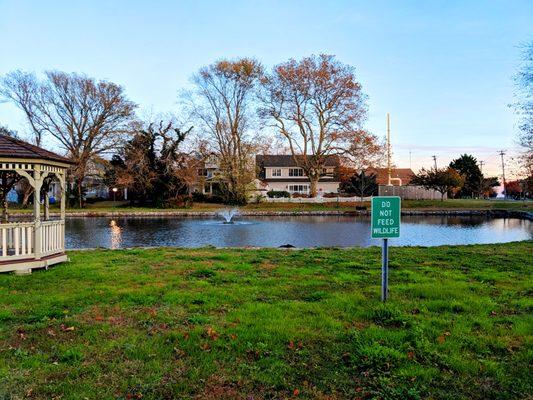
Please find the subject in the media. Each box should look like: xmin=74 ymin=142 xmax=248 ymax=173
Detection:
xmin=291 ymin=193 xmax=309 ymax=198
xmin=164 ymin=195 xmax=193 ymax=208
xmin=251 ymin=194 xmax=266 ymax=203
xmin=267 ymin=190 xmax=290 ymax=198
xmin=192 ymin=192 xmax=225 ymax=204
xmin=322 ymin=192 xmax=339 ymax=198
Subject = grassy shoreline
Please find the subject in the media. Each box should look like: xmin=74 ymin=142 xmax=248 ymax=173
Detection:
xmin=1 ymin=242 xmax=532 ymax=399
xmin=8 ymin=199 xmax=533 ymax=216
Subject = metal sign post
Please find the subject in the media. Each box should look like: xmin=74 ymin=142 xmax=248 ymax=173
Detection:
xmin=371 ymin=196 xmax=401 ymax=302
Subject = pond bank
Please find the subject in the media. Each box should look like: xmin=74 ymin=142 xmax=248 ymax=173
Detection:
xmin=15 ymin=208 xmax=533 ymax=220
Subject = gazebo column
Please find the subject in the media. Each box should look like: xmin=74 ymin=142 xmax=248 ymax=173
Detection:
xmin=44 ymin=193 xmax=50 ymax=221
xmin=59 ymin=173 xmax=66 ymax=220
xmin=33 ymin=170 xmax=44 ymax=260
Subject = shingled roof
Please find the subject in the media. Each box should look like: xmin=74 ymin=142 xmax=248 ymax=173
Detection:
xmin=0 ymin=134 xmax=72 ymax=164
xmin=256 ymin=154 xmax=340 ymax=167
xmin=367 ymin=167 xmax=415 ymax=186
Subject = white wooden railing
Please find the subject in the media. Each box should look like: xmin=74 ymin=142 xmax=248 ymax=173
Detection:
xmin=41 ymin=220 xmax=65 ymax=256
xmin=0 ymin=220 xmax=64 ymax=261
xmin=0 ymin=222 xmax=34 ymax=260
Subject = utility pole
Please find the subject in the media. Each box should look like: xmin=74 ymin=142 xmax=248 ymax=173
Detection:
xmin=431 ymin=155 xmax=437 ymax=170
xmin=499 ymin=150 xmax=506 ymax=199
xmin=409 ymin=150 xmax=412 ymax=170
xmin=478 ymin=160 xmax=485 ymax=199
xmin=479 ymin=160 xmax=485 ymax=175
xmin=387 ymin=114 xmax=391 ymax=185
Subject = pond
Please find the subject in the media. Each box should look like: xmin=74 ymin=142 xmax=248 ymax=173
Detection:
xmin=65 ymin=215 xmax=532 ymax=249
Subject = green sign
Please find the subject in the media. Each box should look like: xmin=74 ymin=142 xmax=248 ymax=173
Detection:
xmin=371 ymin=196 xmax=401 ymax=239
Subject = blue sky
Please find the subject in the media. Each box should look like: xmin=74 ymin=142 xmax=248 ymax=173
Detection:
xmin=0 ymin=0 xmax=531 ymax=177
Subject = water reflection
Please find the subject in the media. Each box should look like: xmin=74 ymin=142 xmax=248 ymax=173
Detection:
xmin=109 ymin=220 xmax=122 ymax=249
xmin=64 ymin=215 xmax=532 ymax=249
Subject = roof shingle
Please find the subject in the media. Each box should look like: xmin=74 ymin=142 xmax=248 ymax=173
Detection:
xmin=0 ymin=135 xmax=72 ymax=164
xmin=256 ymin=154 xmax=340 ymax=167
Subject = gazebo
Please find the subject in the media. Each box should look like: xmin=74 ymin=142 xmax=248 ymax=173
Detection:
xmin=0 ymin=134 xmax=72 ymax=274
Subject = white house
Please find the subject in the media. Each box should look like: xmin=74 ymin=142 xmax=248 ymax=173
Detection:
xmin=256 ymin=155 xmax=340 ymax=195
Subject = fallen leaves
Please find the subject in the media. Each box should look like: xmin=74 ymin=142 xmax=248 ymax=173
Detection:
xmin=60 ymin=324 xmax=75 ymax=332
xmin=287 ymin=340 xmax=303 ymax=351
xmin=437 ymin=331 xmax=451 ymax=344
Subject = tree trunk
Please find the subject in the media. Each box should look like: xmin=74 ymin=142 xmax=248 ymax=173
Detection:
xmin=440 ymin=191 xmax=445 ymax=201
xmin=360 ymin=171 xmax=365 ymax=202
xmin=309 ymin=176 xmax=318 ymax=197
xmin=22 ymin=188 xmax=33 ymax=208
xmin=77 ymin=179 xmax=83 ymax=208
xmin=2 ymin=196 xmax=7 ymax=223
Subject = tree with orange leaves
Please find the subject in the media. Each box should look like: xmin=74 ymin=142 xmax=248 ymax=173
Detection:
xmin=259 ymin=55 xmax=368 ymax=197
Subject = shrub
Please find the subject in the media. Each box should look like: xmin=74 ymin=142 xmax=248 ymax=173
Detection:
xmin=192 ymin=192 xmax=225 ymax=204
xmin=164 ymin=195 xmax=193 ymax=208
xmin=267 ymin=190 xmax=290 ymax=198
xmin=291 ymin=193 xmax=309 ymax=198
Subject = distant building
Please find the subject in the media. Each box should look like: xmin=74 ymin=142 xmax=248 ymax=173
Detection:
xmin=367 ymin=168 xmax=415 ymax=186
xmin=256 ymin=155 xmax=341 ymax=195
xmin=195 ymin=155 xmax=221 ymax=195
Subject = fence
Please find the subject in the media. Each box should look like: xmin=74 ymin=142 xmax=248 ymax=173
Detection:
xmin=378 ymin=185 xmax=446 ymax=200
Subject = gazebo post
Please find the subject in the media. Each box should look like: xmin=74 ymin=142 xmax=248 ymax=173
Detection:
xmin=59 ymin=173 xmax=66 ymax=220
xmin=44 ymin=193 xmax=50 ymax=221
xmin=33 ymin=169 xmax=43 ymax=261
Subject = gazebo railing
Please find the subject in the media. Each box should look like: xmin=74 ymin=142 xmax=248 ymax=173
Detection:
xmin=41 ymin=220 xmax=65 ymax=256
xmin=0 ymin=222 xmax=34 ymax=259
xmin=0 ymin=220 xmax=64 ymax=261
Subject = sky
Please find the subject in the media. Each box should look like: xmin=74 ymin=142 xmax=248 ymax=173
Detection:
xmin=0 ymin=0 xmax=531 ymax=178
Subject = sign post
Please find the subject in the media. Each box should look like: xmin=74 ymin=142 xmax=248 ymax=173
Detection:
xmin=371 ymin=196 xmax=401 ymax=302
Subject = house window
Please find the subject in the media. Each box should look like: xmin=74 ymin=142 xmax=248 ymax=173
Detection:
xmin=272 ymin=168 xmax=282 ymax=177
xmin=288 ymin=185 xmax=309 ymax=193
xmin=289 ymin=168 xmax=304 ymax=177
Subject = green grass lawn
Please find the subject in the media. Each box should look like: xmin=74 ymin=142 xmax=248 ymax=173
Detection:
xmin=0 ymin=243 xmax=531 ymax=399
xmin=11 ymin=198 xmax=531 ymax=214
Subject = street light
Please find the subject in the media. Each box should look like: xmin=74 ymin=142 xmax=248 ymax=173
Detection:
xmin=112 ymin=187 xmax=118 ymax=204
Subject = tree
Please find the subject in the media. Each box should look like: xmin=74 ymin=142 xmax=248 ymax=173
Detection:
xmin=512 ymin=42 xmax=533 ymax=179
xmin=260 ymin=55 xmax=367 ymax=197
xmin=0 ymin=70 xmax=137 ymax=207
xmin=340 ymin=170 xmax=378 ymax=199
xmin=185 ymin=59 xmax=263 ymax=204
xmin=504 ymin=180 xmax=524 ymax=199
xmin=0 ymin=126 xmax=21 ymax=221
xmin=449 ymin=154 xmax=482 ymax=198
xmin=480 ymin=176 xmax=500 ymax=198
xmin=106 ymin=121 xmax=193 ymax=207
xmin=411 ymin=167 xmax=464 ymax=201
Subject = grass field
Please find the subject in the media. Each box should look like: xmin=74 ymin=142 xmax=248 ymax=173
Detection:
xmin=0 ymin=243 xmax=531 ymax=399
xmin=11 ymin=198 xmax=531 ymax=214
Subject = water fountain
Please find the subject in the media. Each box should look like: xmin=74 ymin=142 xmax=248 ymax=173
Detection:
xmin=217 ymin=208 xmax=240 ymax=224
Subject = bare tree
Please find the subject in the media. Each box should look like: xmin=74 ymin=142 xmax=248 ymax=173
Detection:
xmin=513 ymin=42 xmax=533 ymax=181
xmin=259 ymin=55 xmax=367 ymax=197
xmin=0 ymin=71 xmax=44 ymax=145
xmin=184 ymin=58 xmax=263 ymax=204
xmin=1 ymin=70 xmax=136 ymax=207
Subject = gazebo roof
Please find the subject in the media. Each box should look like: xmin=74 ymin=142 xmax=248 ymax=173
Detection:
xmin=0 ymin=134 xmax=72 ymax=164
